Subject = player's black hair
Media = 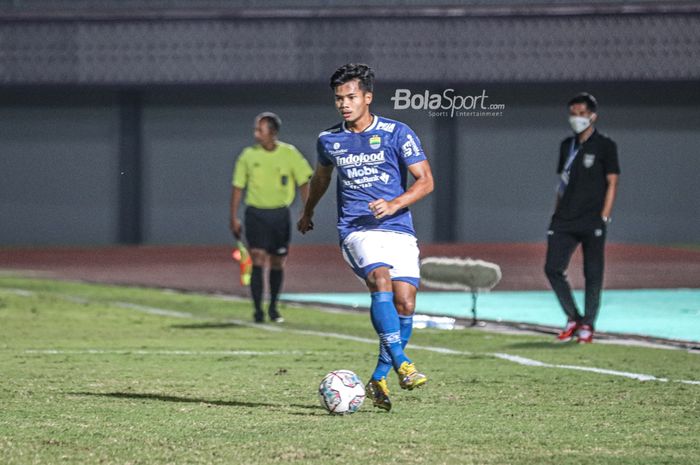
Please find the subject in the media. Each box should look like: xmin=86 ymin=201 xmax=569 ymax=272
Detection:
xmin=568 ymin=93 xmax=598 ymax=113
xmin=329 ymin=63 xmax=375 ymax=93
xmin=256 ymin=112 xmax=281 ymax=133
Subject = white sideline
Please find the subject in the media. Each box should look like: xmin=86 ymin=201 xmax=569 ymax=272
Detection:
xmin=1 ymin=288 xmax=36 ymax=297
xmin=3 ymin=287 xmax=699 ymax=386
xmin=491 ymin=353 xmax=667 ymax=382
xmin=112 ymin=302 xmax=195 ymax=319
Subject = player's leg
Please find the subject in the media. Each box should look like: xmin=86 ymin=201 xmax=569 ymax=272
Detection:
xmin=369 ymin=275 xmax=418 ymax=383
xmin=341 ymin=232 xmax=408 ymax=410
xmin=245 ymin=206 xmax=273 ymax=323
xmin=545 ymin=229 xmax=583 ymax=340
xmin=364 ymin=266 xmax=398 ymax=411
xmin=268 ymin=254 xmax=286 ymax=323
xmin=390 ymin=282 xmax=426 ymax=390
xmin=388 ymin=234 xmax=426 ymax=390
xmin=391 ymin=233 xmax=420 ymax=348
xmin=360 ymin=232 xmax=426 ymax=392
xmin=578 ymin=226 xmax=606 ymax=343
xmin=365 ymin=266 xmax=411 ymax=370
xmin=267 ymin=208 xmax=291 ymax=323
xmin=249 ymin=248 xmax=268 ymax=323
xmin=342 ymin=231 xmax=409 ymax=370
xmin=393 ymin=281 xmax=416 ymax=348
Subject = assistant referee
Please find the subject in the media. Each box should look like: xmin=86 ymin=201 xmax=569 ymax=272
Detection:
xmin=230 ymin=112 xmax=313 ymax=323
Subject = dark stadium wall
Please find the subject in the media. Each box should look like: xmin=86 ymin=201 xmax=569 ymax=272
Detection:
xmin=0 ymin=82 xmax=698 ymax=246
xmin=450 ymin=83 xmax=700 ymax=244
xmin=0 ymin=93 xmax=121 ymax=245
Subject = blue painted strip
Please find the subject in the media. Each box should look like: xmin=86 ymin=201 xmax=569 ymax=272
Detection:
xmin=281 ymin=289 xmax=700 ymax=343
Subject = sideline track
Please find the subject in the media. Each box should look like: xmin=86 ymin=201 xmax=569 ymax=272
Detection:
xmin=282 ymin=289 xmax=700 ymax=343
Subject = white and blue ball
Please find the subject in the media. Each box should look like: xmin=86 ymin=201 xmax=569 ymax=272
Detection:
xmin=318 ymin=370 xmax=365 ymax=414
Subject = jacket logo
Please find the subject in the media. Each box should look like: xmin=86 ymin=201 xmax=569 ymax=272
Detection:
xmin=583 ymin=153 xmax=595 ymax=168
xmin=377 ymin=122 xmax=396 ymax=133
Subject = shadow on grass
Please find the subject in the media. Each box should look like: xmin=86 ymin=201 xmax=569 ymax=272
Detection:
xmin=288 ymin=410 xmax=371 ymax=417
xmin=170 ymin=322 xmax=246 ymax=330
xmin=70 ymin=391 xmax=318 ymax=411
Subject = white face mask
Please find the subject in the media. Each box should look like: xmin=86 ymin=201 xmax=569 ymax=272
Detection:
xmin=569 ymin=116 xmax=591 ymax=134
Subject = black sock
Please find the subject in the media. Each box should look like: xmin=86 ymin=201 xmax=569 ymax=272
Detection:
xmin=269 ymin=268 xmax=283 ymax=316
xmin=251 ymin=266 xmax=264 ymax=315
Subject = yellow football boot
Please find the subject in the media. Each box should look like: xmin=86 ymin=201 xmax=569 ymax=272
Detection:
xmin=397 ymin=362 xmax=428 ymax=390
xmin=366 ymin=378 xmax=392 ymax=411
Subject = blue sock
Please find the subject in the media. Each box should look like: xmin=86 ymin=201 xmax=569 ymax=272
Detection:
xmin=399 ymin=314 xmax=413 ymax=349
xmin=372 ymin=313 xmax=414 ymax=380
xmin=369 ymin=292 xmax=410 ymax=372
xmin=371 ymin=344 xmax=392 ymax=381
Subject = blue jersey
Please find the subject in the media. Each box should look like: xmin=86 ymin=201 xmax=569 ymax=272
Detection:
xmin=317 ymin=115 xmax=428 ymax=242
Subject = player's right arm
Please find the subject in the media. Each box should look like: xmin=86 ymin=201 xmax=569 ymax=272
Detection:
xmin=229 ymin=187 xmax=244 ymax=239
xmin=298 ymin=163 xmax=333 ymax=234
xmin=230 ymin=149 xmax=248 ymax=239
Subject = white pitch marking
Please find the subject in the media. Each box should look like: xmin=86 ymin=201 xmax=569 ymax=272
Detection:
xmin=491 ymin=353 xmax=549 ymax=367
xmin=0 ymin=288 xmax=35 ymax=297
xmin=112 ymin=302 xmax=195 ymax=319
xmin=555 ymin=364 xmax=667 ymax=382
xmin=222 ymin=319 xmax=286 ymax=332
xmin=61 ymin=295 xmax=91 ymax=305
xmin=491 ymin=353 xmax=666 ymax=382
xmin=6 ymin=288 xmax=700 ymax=386
xmin=409 ymin=343 xmax=468 ymax=355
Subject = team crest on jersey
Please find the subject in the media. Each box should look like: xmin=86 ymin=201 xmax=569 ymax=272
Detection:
xmin=369 ymin=135 xmax=381 ymax=150
xmin=583 ymin=153 xmax=596 ymax=168
xmin=333 ymin=142 xmax=341 ymax=150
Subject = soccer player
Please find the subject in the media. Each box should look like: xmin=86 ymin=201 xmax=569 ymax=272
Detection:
xmin=297 ymin=64 xmax=434 ymax=411
xmin=230 ymin=112 xmax=313 ymax=323
xmin=545 ymin=93 xmax=620 ymax=343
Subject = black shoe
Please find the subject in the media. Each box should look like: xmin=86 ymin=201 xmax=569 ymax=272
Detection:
xmin=253 ymin=312 xmax=264 ymax=323
xmin=268 ymin=307 xmax=284 ymax=323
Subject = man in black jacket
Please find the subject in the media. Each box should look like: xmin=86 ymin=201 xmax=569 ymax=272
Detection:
xmin=545 ymin=93 xmax=620 ymax=343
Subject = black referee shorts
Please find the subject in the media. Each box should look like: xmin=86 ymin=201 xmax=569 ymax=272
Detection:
xmin=244 ymin=206 xmax=291 ymax=256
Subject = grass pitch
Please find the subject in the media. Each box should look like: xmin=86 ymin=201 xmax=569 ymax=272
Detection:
xmin=0 ymin=276 xmax=698 ymax=465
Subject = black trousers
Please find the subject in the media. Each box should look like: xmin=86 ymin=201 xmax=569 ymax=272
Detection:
xmin=544 ymin=226 xmax=606 ymax=329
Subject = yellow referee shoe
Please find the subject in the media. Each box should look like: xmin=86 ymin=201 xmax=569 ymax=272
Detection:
xmin=398 ymin=361 xmax=428 ymax=390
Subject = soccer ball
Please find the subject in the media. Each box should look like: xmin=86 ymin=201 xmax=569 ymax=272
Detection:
xmin=318 ymin=370 xmax=366 ymax=414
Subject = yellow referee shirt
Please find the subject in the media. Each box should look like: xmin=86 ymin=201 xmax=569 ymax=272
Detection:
xmin=232 ymin=142 xmax=313 ymax=209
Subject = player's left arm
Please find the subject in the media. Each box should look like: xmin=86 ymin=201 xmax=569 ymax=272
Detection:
xmin=601 ymin=140 xmax=620 ymax=222
xmin=370 ymin=160 xmax=434 ymax=219
xmin=298 ymin=182 xmax=310 ymax=205
xmin=601 ymin=174 xmax=619 ymax=220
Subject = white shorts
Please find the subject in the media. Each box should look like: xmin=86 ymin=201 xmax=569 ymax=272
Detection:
xmin=340 ymin=230 xmax=421 ymax=288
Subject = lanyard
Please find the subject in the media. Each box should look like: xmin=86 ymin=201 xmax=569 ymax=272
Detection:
xmin=557 ymin=138 xmax=580 ymax=195
xmin=563 ymin=138 xmax=580 ymax=174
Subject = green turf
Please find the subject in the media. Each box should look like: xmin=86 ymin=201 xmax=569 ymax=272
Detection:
xmin=0 ymin=276 xmax=698 ymax=465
